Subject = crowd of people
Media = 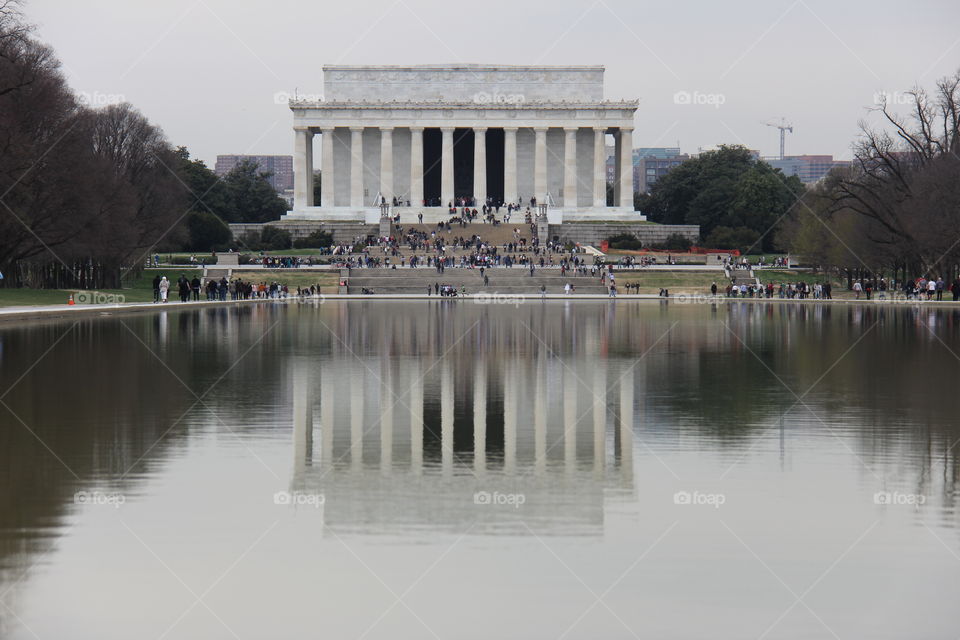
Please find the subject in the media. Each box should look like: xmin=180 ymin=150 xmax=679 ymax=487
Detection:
xmin=718 ymin=280 xmax=833 ymax=299
xmin=150 ymin=274 xmax=323 ymax=303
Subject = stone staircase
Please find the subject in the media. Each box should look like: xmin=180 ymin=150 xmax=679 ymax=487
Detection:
xmin=339 ymin=267 xmax=609 ymax=295
xmin=202 ymin=267 xmax=232 ymax=284
xmin=389 ymin=222 xmax=536 ymax=247
xmin=726 ymin=266 xmax=759 ymax=286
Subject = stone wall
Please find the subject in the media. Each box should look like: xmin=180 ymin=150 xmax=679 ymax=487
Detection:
xmin=547 ymin=222 xmax=700 ymax=247
xmin=321 ymin=65 xmax=605 ymax=103
xmin=229 ymin=220 xmax=699 ymax=249
xmin=229 ymin=222 xmax=378 ymax=243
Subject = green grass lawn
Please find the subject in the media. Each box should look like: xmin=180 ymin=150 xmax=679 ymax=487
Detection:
xmin=603 ymin=249 xmax=705 ymax=263
xmin=618 ymin=271 xmax=722 ymax=294
xmin=230 ymin=270 xmax=340 ymax=293
xmin=759 ymin=269 xmax=839 ymax=285
xmin=0 ymin=267 xmax=200 ymax=307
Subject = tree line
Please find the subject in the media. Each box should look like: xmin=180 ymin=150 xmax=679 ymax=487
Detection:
xmin=636 ymin=145 xmax=805 ymax=254
xmin=0 ymin=1 xmax=287 ymax=288
xmin=778 ymin=71 xmax=960 ymax=283
xmin=637 ymin=70 xmax=959 ymax=277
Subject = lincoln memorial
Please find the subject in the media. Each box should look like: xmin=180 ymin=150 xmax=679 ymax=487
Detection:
xmin=284 ymin=64 xmax=642 ymax=224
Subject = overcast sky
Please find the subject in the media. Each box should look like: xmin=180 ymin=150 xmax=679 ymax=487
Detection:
xmin=29 ymin=0 xmax=960 ymax=167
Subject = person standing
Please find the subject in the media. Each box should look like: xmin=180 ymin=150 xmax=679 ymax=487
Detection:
xmin=159 ymin=276 xmax=170 ymax=302
xmin=177 ymin=275 xmax=190 ymax=302
xmin=152 ymin=274 xmax=161 ymax=303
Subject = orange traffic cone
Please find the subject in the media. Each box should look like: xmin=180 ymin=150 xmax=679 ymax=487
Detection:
xmin=68 ymin=294 xmax=75 ymax=305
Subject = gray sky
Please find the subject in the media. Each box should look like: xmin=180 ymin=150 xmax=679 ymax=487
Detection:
xmin=29 ymin=0 xmax=960 ymax=167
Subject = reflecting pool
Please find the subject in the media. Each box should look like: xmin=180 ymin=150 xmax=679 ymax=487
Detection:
xmin=1 ymin=300 xmax=958 ymax=638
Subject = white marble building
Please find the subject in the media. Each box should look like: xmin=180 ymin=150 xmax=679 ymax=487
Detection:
xmin=285 ymin=64 xmax=641 ymax=223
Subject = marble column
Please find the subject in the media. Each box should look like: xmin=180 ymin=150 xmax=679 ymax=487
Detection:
xmin=504 ymin=127 xmax=518 ymax=204
xmin=593 ymin=127 xmax=606 ymax=207
xmin=350 ymin=126 xmax=364 ymax=208
xmin=473 ymin=359 xmax=486 ymax=475
xmin=473 ymin=127 xmax=487 ymax=206
xmin=410 ymin=127 xmax=424 ymax=208
xmin=320 ymin=364 xmax=334 ymax=468
xmin=293 ymin=363 xmax=313 ymax=479
xmin=380 ymin=356 xmax=393 ymax=472
xmin=293 ymin=127 xmax=314 ymax=209
xmin=350 ymin=366 xmax=364 ymax=470
xmin=534 ymin=127 xmax=548 ymax=204
xmin=619 ymin=127 xmax=634 ymax=208
xmin=563 ymin=366 xmax=577 ymax=473
xmin=503 ymin=361 xmax=517 ymax=475
xmin=380 ymin=127 xmax=393 ymax=204
xmin=409 ymin=365 xmax=423 ymax=476
xmin=593 ymin=365 xmax=606 ymax=477
xmin=563 ymin=127 xmax=578 ymax=208
xmin=441 ymin=127 xmax=455 ymax=207
xmin=613 ymin=130 xmax=622 ymax=205
xmin=534 ymin=352 xmax=547 ymax=476
xmin=320 ymin=127 xmax=335 ymax=208
xmin=618 ymin=367 xmax=634 ymax=483
xmin=441 ymin=359 xmax=453 ymax=476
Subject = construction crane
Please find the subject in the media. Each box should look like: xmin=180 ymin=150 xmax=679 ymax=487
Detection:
xmin=765 ymin=118 xmax=793 ymax=160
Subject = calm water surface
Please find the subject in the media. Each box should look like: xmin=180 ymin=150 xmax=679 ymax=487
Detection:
xmin=1 ymin=301 xmax=959 ymax=639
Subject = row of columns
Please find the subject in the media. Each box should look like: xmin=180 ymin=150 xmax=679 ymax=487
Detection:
xmin=292 ymin=359 xmax=636 ymax=483
xmin=293 ymin=126 xmax=635 ymax=209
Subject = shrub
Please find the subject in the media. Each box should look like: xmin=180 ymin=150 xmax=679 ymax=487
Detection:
xmin=607 ymin=233 xmax=643 ymax=250
xmin=703 ymin=226 xmax=760 ymax=254
xmin=260 ymin=226 xmax=292 ymax=250
xmin=660 ymin=233 xmax=693 ymax=252
xmin=186 ymin=211 xmax=232 ymax=252
xmin=293 ymin=229 xmax=334 ymax=249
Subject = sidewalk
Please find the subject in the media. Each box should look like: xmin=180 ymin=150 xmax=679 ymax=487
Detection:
xmin=0 ymin=292 xmax=956 ymax=324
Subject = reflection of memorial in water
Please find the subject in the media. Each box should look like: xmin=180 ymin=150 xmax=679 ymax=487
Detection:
xmin=289 ymin=338 xmax=639 ymax=536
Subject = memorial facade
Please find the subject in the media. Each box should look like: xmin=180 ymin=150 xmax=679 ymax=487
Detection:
xmin=285 ymin=64 xmax=642 ymax=223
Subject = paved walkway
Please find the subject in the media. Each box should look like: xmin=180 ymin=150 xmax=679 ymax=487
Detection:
xmin=203 ymin=263 xmax=727 ymax=272
xmin=0 ymin=293 xmax=956 ymax=323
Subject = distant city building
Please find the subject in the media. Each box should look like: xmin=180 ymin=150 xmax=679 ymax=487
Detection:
xmin=766 ymin=155 xmax=851 ymax=184
xmin=633 ymin=148 xmax=691 ymax=193
xmin=605 ymin=147 xmax=691 ymax=193
xmin=215 ymin=154 xmax=294 ymax=193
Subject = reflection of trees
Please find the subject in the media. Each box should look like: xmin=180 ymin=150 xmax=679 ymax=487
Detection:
xmin=0 ymin=305 xmax=295 ymax=585
xmin=649 ymin=303 xmax=960 ymax=505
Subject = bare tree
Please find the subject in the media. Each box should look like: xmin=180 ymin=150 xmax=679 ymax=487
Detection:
xmin=833 ymin=70 xmax=960 ymax=276
xmin=0 ymin=4 xmax=187 ymax=287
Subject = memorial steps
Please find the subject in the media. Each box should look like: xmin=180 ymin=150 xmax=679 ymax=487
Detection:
xmin=389 ymin=222 xmax=537 ymax=247
xmin=338 ymin=267 xmax=609 ymax=295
